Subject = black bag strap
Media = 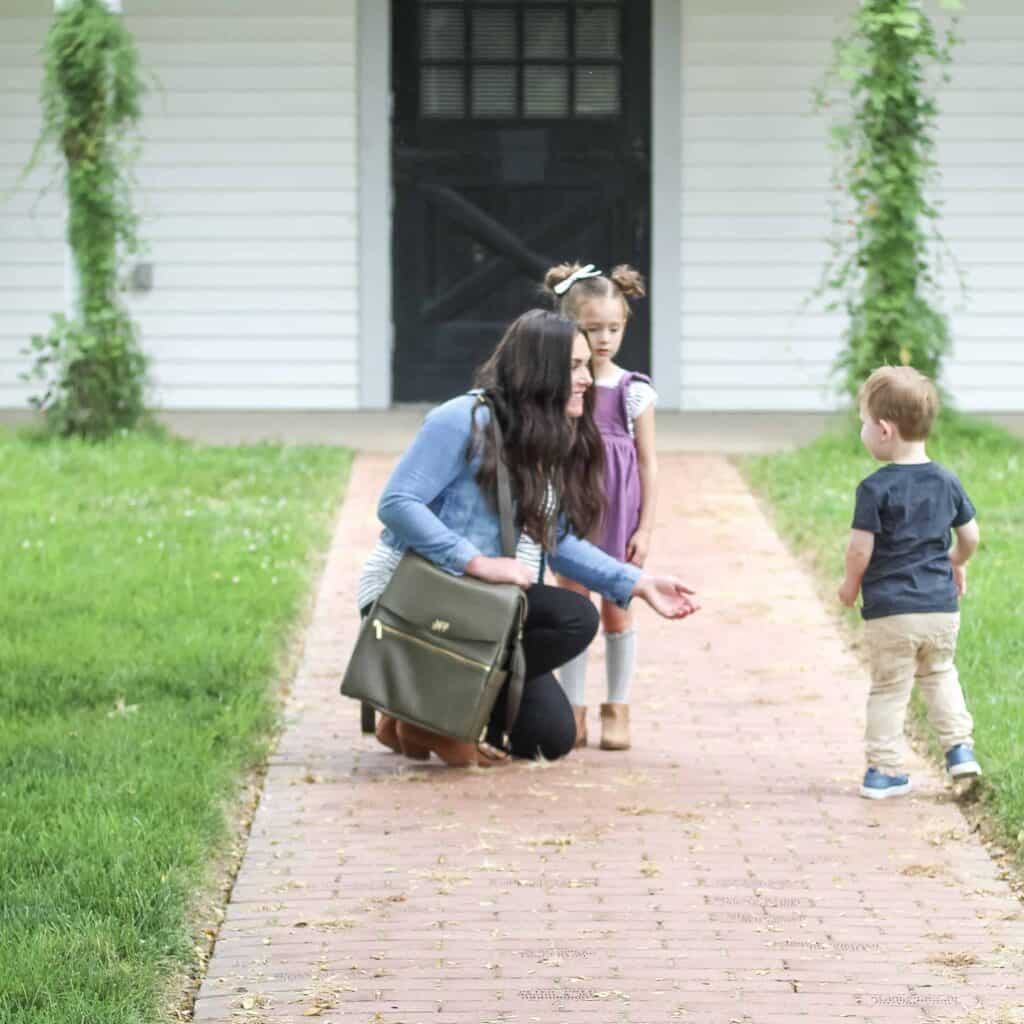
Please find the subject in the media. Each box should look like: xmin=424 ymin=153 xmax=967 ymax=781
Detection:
xmin=476 ymin=393 xmax=526 ymax=748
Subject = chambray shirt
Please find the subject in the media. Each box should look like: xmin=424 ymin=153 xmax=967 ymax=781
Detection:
xmin=368 ymin=393 xmax=641 ymax=608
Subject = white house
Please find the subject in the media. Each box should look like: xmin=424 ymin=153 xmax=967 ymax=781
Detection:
xmin=2 ymin=0 xmax=1022 ymax=412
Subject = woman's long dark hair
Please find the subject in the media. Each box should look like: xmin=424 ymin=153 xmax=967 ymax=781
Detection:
xmin=473 ymin=309 xmax=605 ymax=550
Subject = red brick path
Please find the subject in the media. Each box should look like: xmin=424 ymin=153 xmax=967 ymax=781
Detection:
xmin=192 ymin=454 xmax=1024 ymax=1024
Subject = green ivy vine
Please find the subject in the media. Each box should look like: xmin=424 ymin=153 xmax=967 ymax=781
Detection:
xmin=22 ymin=0 xmax=148 ymax=438
xmin=816 ymin=0 xmax=964 ymax=399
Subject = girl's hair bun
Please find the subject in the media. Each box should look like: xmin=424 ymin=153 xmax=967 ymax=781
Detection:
xmin=609 ymin=264 xmax=646 ymax=300
xmin=543 ymin=262 xmax=583 ymax=296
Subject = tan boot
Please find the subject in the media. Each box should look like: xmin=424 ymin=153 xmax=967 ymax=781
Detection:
xmin=572 ymin=705 xmax=588 ymax=748
xmin=376 ymin=715 xmax=431 ymax=760
xmin=396 ymin=721 xmax=506 ymax=767
xmin=374 ymin=714 xmax=402 ymax=754
xmin=599 ymin=703 xmax=631 ymax=751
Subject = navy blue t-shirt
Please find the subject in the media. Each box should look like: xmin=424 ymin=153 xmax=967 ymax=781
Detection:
xmin=852 ymin=462 xmax=976 ymax=621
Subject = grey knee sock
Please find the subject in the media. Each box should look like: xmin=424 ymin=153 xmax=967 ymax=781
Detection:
xmin=558 ymin=649 xmax=589 ymax=705
xmin=605 ymin=629 xmax=637 ymax=705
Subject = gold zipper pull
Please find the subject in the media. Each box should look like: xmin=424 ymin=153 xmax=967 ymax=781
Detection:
xmin=373 ymin=618 xmax=383 ymax=640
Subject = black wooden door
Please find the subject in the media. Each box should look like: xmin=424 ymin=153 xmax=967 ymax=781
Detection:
xmin=392 ymin=0 xmax=651 ymax=402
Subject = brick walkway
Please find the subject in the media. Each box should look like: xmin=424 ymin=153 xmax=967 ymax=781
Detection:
xmin=192 ymin=454 xmax=1024 ymax=1024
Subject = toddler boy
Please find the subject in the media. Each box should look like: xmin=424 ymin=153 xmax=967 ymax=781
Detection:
xmin=838 ymin=366 xmax=981 ymax=799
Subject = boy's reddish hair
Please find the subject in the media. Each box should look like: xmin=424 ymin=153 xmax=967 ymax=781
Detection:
xmin=859 ymin=365 xmax=939 ymax=441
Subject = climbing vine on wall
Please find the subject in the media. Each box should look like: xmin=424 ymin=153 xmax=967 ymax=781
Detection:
xmin=22 ymin=0 xmax=148 ymax=438
xmin=816 ymin=0 xmax=964 ymax=398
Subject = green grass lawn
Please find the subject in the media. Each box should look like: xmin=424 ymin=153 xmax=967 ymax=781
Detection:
xmin=0 ymin=430 xmax=352 ymax=1024
xmin=744 ymin=412 xmax=1024 ymax=850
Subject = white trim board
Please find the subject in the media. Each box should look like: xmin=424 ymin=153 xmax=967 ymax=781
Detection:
xmin=652 ymin=0 xmax=683 ymax=409
xmin=357 ymin=0 xmax=392 ymax=409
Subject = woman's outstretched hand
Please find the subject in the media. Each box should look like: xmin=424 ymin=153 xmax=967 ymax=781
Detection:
xmin=633 ymin=575 xmax=699 ymax=619
xmin=465 ymin=555 xmax=534 ymax=589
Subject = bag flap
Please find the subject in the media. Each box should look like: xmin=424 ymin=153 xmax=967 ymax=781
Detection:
xmin=380 ymin=552 xmax=526 ymax=642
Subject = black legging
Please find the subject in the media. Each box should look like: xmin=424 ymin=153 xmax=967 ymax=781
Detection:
xmin=486 ymin=584 xmax=598 ymax=760
xmin=361 ymin=584 xmax=597 ymax=762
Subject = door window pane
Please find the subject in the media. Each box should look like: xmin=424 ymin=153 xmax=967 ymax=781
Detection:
xmin=421 ymin=66 xmax=466 ymax=117
xmin=524 ymin=64 xmax=568 ymax=117
xmin=421 ymin=6 xmax=465 ymax=60
xmin=473 ymin=65 xmax=517 ymax=116
xmin=576 ymin=5 xmax=619 ymax=58
xmin=472 ymin=7 xmax=517 ymax=59
xmin=575 ymin=65 xmax=619 ymax=115
xmin=524 ymin=8 xmax=568 ymax=59
xmin=416 ymin=1 xmax=626 ymax=121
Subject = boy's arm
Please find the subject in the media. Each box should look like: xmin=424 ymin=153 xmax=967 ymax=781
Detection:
xmin=626 ymin=404 xmax=658 ymax=567
xmin=950 ymin=518 xmax=980 ymax=596
xmin=838 ymin=529 xmax=875 ymax=608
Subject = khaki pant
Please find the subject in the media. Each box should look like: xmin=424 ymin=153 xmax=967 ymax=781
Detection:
xmin=863 ymin=612 xmax=973 ymax=774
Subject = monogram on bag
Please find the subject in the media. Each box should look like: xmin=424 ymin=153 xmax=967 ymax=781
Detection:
xmin=340 ymin=396 xmax=528 ymax=747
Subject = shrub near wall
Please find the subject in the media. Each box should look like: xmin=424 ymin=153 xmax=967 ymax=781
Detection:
xmin=22 ymin=0 xmax=148 ymax=438
xmin=817 ymin=0 xmax=964 ymax=397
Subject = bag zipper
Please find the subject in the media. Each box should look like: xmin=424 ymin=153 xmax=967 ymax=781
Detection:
xmin=372 ymin=618 xmax=492 ymax=671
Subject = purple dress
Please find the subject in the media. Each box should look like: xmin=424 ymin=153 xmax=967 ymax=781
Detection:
xmin=593 ymin=372 xmax=652 ymax=561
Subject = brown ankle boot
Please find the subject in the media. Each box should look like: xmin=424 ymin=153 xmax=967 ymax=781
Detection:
xmin=396 ymin=721 xmax=505 ymax=767
xmin=374 ymin=714 xmax=402 ymax=753
xmin=572 ymin=705 xmax=588 ymax=748
xmin=391 ymin=719 xmax=431 ymax=760
xmin=599 ymin=703 xmax=631 ymax=751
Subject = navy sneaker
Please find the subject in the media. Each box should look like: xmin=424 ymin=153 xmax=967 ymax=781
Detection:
xmin=945 ymin=744 xmax=981 ymax=779
xmin=860 ymin=767 xmax=912 ymax=800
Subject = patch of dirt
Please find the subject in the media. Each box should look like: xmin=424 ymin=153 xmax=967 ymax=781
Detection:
xmin=926 ymin=951 xmax=981 ymax=968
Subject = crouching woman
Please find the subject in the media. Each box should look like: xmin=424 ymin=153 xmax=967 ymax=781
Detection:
xmin=357 ymin=310 xmax=698 ymax=766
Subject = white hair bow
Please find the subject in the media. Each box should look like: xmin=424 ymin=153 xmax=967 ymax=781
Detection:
xmin=552 ymin=263 xmax=603 ymax=296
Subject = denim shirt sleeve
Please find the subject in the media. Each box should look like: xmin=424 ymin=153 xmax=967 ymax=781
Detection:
xmin=548 ymin=523 xmax=642 ymax=608
xmin=377 ymin=396 xmax=482 ymax=574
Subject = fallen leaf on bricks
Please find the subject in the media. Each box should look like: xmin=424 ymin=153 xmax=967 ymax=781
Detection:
xmin=900 ymin=863 xmax=945 ymax=878
xmin=641 ymin=861 xmax=661 ymax=878
xmin=524 ymin=834 xmax=575 ymax=848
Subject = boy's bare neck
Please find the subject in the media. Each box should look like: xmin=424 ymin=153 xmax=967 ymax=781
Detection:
xmin=889 ymin=439 xmax=930 ymax=465
xmin=593 ymin=360 xmax=622 ymax=382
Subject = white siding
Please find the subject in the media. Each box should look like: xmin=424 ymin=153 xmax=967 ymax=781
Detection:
xmin=126 ymin=0 xmax=359 ymax=410
xmin=0 ymin=0 xmax=359 ymax=411
xmin=678 ymin=0 xmax=1024 ymax=411
xmin=6 ymin=2 xmax=1023 ymax=413
xmin=0 ymin=2 xmax=62 ymax=410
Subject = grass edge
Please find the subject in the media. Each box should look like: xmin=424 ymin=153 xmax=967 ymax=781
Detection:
xmin=157 ymin=461 xmax=350 ymax=1023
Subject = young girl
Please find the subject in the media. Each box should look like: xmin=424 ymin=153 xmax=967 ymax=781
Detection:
xmin=544 ymin=263 xmax=658 ymax=751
